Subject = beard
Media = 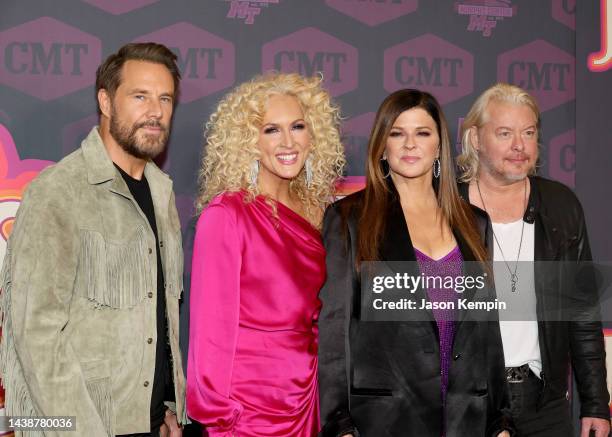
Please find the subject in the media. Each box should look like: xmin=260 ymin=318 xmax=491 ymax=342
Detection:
xmin=109 ymin=107 xmax=170 ymax=160
xmin=479 ymin=152 xmax=535 ymax=183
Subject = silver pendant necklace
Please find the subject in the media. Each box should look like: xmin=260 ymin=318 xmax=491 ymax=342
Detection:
xmin=476 ymin=179 xmax=527 ymax=293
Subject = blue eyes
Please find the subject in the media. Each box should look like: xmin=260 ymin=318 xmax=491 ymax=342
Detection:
xmin=133 ymin=95 xmax=172 ymax=104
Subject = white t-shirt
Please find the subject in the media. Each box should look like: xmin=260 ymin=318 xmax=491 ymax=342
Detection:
xmin=492 ymin=219 xmax=542 ymax=377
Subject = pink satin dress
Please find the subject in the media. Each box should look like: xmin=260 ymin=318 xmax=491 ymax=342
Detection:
xmin=187 ymin=191 xmax=325 ymax=436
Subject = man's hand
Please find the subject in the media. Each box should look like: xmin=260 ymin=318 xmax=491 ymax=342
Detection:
xmin=581 ymin=417 xmax=610 ymax=437
xmin=160 ymin=409 xmax=182 ymax=437
xmin=496 ymin=431 xmax=511 ymax=437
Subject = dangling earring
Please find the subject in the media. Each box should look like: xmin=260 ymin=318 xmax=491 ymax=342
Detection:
xmin=380 ymin=156 xmax=391 ymax=179
xmin=433 ymin=158 xmax=441 ymax=179
xmin=249 ymin=160 xmax=259 ymax=188
xmin=305 ymin=155 xmax=313 ymax=189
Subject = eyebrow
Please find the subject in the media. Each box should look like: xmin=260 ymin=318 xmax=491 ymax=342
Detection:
xmin=128 ymin=89 xmax=151 ymax=95
xmin=262 ymin=118 xmax=306 ymax=126
xmin=128 ymin=89 xmax=175 ymax=98
xmin=494 ymin=125 xmax=537 ymax=130
xmin=390 ymin=125 xmax=433 ymax=129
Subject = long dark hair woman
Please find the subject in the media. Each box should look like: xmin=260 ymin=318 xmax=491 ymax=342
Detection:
xmin=318 ymin=89 xmax=512 ymax=437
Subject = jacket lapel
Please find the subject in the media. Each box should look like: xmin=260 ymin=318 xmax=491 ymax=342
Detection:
xmin=378 ymin=192 xmax=437 ymax=333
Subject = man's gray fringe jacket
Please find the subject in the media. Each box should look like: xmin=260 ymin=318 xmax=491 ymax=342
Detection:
xmin=0 ymin=127 xmax=187 ymax=436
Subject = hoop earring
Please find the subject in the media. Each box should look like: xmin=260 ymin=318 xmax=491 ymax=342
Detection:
xmin=305 ymin=156 xmax=313 ymax=188
xmin=433 ymin=158 xmax=441 ymax=179
xmin=381 ymin=157 xmax=391 ymax=179
xmin=249 ymin=160 xmax=259 ymax=188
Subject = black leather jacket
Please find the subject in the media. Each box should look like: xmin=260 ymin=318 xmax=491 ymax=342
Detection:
xmin=318 ymin=189 xmax=512 ymax=437
xmin=459 ymin=176 xmax=609 ymax=419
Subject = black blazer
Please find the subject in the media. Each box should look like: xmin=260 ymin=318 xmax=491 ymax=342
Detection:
xmin=459 ymin=177 xmax=609 ymax=419
xmin=318 ymin=190 xmax=511 ymax=437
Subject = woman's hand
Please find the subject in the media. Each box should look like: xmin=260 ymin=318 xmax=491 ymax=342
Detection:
xmin=496 ymin=431 xmax=511 ymax=437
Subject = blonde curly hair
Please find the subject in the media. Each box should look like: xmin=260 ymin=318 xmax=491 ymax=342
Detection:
xmin=195 ymin=72 xmax=345 ymax=227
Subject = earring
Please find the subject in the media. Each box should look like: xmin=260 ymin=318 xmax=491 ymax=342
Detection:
xmin=380 ymin=157 xmax=391 ymax=179
xmin=305 ymin=156 xmax=313 ymax=188
xmin=249 ymin=160 xmax=259 ymax=188
xmin=433 ymin=158 xmax=441 ymax=179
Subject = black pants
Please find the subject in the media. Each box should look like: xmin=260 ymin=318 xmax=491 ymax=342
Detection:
xmin=507 ymin=371 xmax=574 ymax=437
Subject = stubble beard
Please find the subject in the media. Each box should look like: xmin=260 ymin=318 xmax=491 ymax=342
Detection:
xmin=478 ymin=152 xmax=534 ymax=185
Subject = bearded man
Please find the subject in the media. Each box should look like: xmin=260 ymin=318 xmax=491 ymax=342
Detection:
xmin=0 ymin=43 xmax=186 ymax=437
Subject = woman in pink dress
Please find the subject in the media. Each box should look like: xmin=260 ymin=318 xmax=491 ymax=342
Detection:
xmin=187 ymin=73 xmax=345 ymax=436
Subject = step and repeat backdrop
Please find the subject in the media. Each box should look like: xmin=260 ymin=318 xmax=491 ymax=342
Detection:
xmin=0 ymin=0 xmax=610 ymax=434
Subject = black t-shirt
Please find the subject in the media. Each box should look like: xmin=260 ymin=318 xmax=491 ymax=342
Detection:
xmin=115 ymin=164 xmax=174 ymax=430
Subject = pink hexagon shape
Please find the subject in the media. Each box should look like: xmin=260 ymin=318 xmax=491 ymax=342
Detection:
xmin=552 ymin=0 xmax=575 ymax=30
xmin=0 ymin=17 xmax=101 ymax=101
xmin=82 ymin=0 xmax=159 ymax=14
xmin=384 ymin=34 xmax=474 ymax=105
xmin=497 ymin=39 xmax=575 ymax=112
xmin=326 ymin=0 xmax=418 ymax=26
xmin=135 ymin=23 xmax=235 ymax=103
xmin=548 ymin=129 xmax=575 ymax=188
xmin=342 ymin=112 xmax=375 ymax=176
xmin=262 ymin=27 xmax=358 ymax=97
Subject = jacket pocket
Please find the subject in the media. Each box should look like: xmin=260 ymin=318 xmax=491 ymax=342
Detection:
xmin=82 ymin=359 xmax=114 ymax=436
xmin=76 ymin=227 xmax=150 ymax=308
xmin=163 ymin=228 xmax=183 ymax=299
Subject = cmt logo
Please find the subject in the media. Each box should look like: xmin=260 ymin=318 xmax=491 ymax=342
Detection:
xmin=548 ymin=129 xmax=575 ymax=188
xmin=262 ymin=28 xmax=358 ymax=97
xmin=135 ymin=23 xmax=235 ymax=103
xmin=0 ymin=17 xmax=101 ymax=101
xmin=454 ymin=0 xmax=516 ymax=37
xmin=384 ymin=34 xmax=474 ymax=104
xmin=588 ymin=0 xmax=612 ymax=72
xmin=325 ymin=0 xmax=418 ymax=27
xmin=82 ymin=0 xmax=159 ymax=14
xmin=498 ymin=40 xmax=575 ymax=111
xmin=225 ymin=0 xmax=280 ymax=24
xmin=552 ymin=0 xmax=575 ymax=30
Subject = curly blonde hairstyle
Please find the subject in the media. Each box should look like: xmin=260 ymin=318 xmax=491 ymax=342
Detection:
xmin=457 ymin=82 xmax=541 ymax=182
xmin=195 ymin=72 xmax=345 ymax=227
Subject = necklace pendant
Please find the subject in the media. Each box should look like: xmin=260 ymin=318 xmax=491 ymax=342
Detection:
xmin=510 ymin=273 xmax=518 ymax=293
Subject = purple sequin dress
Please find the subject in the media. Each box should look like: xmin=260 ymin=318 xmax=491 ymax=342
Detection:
xmin=414 ymin=246 xmax=463 ymax=437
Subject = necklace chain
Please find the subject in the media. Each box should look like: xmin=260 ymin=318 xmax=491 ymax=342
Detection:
xmin=476 ymin=179 xmax=527 ymax=293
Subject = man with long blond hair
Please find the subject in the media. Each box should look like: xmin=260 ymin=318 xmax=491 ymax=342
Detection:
xmin=457 ymin=83 xmax=609 ymax=437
